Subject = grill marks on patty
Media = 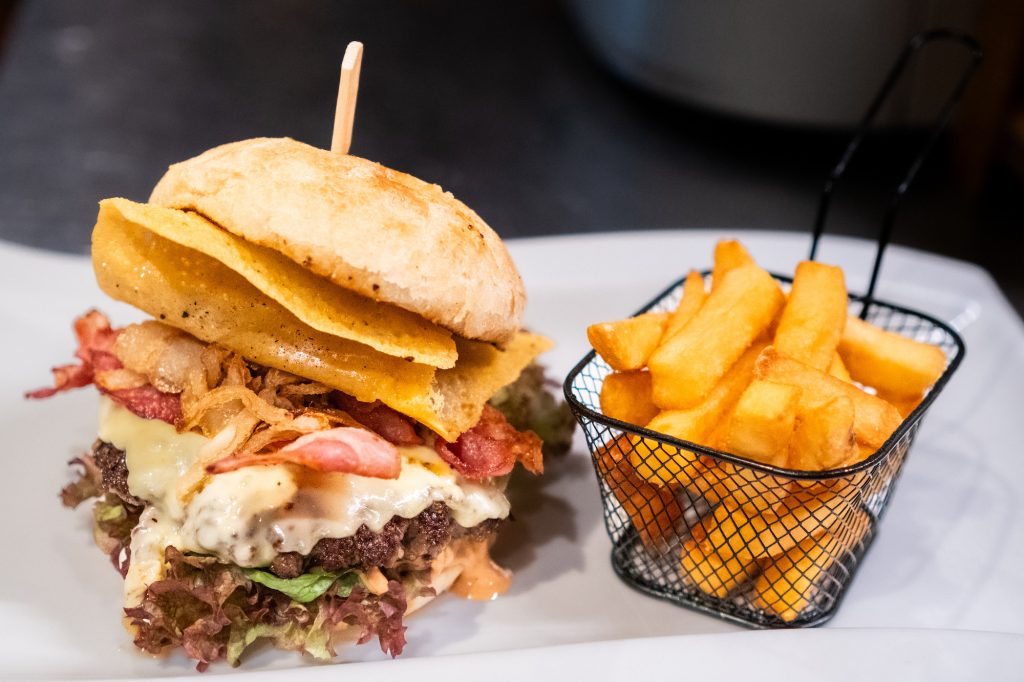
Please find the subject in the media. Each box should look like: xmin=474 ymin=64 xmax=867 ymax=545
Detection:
xmin=307 ymin=518 xmax=408 ymax=575
xmin=91 ymin=441 xmax=502 ymax=578
xmin=274 ymin=502 xmax=501 ymax=578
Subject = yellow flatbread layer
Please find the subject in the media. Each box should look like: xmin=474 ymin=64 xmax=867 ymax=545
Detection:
xmin=429 ymin=333 xmax=554 ymax=440
xmin=92 ymin=204 xmax=549 ymax=440
xmin=99 ymin=198 xmax=457 ymax=368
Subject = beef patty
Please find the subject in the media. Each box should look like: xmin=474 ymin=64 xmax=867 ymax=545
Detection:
xmin=90 ymin=440 xmax=502 ymax=578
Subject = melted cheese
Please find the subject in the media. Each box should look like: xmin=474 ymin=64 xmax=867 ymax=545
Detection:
xmin=98 ymin=397 xmax=510 ymax=606
xmin=124 ymin=508 xmax=182 ymax=609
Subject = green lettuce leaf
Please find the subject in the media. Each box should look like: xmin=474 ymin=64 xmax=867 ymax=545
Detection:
xmin=226 ymin=621 xmax=333 ymax=665
xmin=242 ymin=567 xmax=360 ymax=603
xmin=95 ymin=500 xmax=126 ymax=523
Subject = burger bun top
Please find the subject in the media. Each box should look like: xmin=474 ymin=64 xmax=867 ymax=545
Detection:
xmin=150 ymin=137 xmax=525 ymax=343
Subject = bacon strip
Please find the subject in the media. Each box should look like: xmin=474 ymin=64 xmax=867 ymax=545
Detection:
xmin=207 ymin=426 xmax=401 ymax=478
xmin=26 ymin=310 xmax=121 ymax=398
xmin=434 ymin=405 xmax=544 ymax=480
xmin=331 ymin=393 xmax=422 ymax=446
xmin=108 ymin=385 xmax=183 ymax=424
xmin=28 ymin=311 xmax=182 ymax=425
xmin=25 ymin=363 xmax=93 ymax=399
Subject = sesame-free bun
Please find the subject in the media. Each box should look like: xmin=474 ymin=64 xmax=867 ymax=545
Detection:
xmin=149 ymin=137 xmax=525 ymax=343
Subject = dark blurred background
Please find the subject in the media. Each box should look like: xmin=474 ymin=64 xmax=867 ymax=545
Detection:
xmin=0 ymin=1 xmax=1021 ymax=315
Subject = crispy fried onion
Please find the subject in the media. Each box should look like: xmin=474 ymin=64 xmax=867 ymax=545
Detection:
xmin=168 ymin=342 xmax=375 ymax=500
xmin=113 ymin=321 xmax=207 ymax=395
xmin=93 ymin=368 xmax=148 ymax=392
xmin=182 ymin=385 xmax=291 ymax=434
xmin=95 ymin=321 xmax=444 ymax=502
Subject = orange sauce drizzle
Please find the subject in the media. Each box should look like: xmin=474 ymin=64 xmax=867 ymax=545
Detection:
xmin=451 ymin=540 xmax=512 ymax=601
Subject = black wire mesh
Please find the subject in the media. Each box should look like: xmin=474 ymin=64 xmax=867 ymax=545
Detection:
xmin=564 ymin=273 xmax=964 ymax=628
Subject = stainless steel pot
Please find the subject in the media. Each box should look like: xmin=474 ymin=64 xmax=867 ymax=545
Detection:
xmin=566 ymin=0 xmax=980 ymax=128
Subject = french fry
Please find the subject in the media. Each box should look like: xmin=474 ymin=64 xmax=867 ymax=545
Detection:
xmin=760 ymin=489 xmax=849 ymax=558
xmin=683 ymin=490 xmax=859 ymax=603
xmin=631 ymin=342 xmax=766 ymax=487
xmin=828 ymin=352 xmax=853 ymax=383
xmin=773 ymin=262 xmax=847 ymax=371
xmin=593 ymin=435 xmax=684 ymax=548
xmin=833 ymin=442 xmax=876 ymax=468
xmin=702 ymin=460 xmax=797 ymax=512
xmin=650 ymin=266 xmax=784 ymax=409
xmin=691 ymin=501 xmax=775 ymax=564
xmin=582 ymin=238 xmax=942 ymax=584
xmin=648 ymin=342 xmax=786 ymax=509
xmin=587 ymin=312 xmax=670 ymax=371
xmin=877 ymin=389 xmax=924 ymax=418
xmin=599 ymin=371 xmax=659 ymax=426
xmin=630 ymin=413 xmax=708 ymax=488
xmin=752 ymin=534 xmax=836 ymax=622
xmin=788 ymin=395 xmax=856 ymax=471
xmin=712 ymin=239 xmax=755 ymax=290
xmin=753 ymin=509 xmax=870 ymax=622
xmin=680 ymin=538 xmax=760 ymax=598
xmin=725 ymin=380 xmax=801 ymax=467
xmin=838 ymin=315 xmax=946 ymax=399
xmin=664 ymin=271 xmax=707 ymax=341
xmin=696 ymin=490 xmax=846 ymax=565
xmin=755 ymin=347 xmax=902 ymax=450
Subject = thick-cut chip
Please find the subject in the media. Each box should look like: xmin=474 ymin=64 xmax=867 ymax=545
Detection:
xmin=789 ymin=395 xmax=856 ymax=471
xmin=755 ymin=347 xmax=902 ymax=450
xmin=773 ymin=261 xmax=847 ymax=371
xmin=702 ymin=461 xmax=797 ymax=512
xmin=839 ymin=315 xmax=947 ymax=399
xmin=593 ymin=435 xmax=683 ymax=548
xmin=631 ymin=342 xmax=765 ymax=487
xmin=725 ymin=380 xmax=801 ymax=467
xmin=696 ymin=490 xmax=845 ymax=565
xmin=600 ymin=371 xmax=659 ymax=426
xmin=649 ymin=265 xmax=784 ymax=409
xmin=828 ymin=353 xmax=853 ymax=383
xmin=92 ymin=213 xmax=548 ymax=441
xmin=753 ymin=509 xmax=869 ymax=622
xmin=692 ymin=501 xmax=775 ymax=564
xmin=587 ymin=312 xmax=669 ymax=371
xmin=679 ymin=538 xmax=759 ymax=599
xmin=630 ymin=414 xmax=707 ymax=489
xmin=686 ymin=500 xmax=868 ymax=618
xmin=663 ymin=271 xmax=707 ymax=341
xmin=841 ymin=442 xmax=876 ymax=467
xmin=877 ymin=389 xmax=924 ymax=418
xmin=752 ymin=534 xmax=836 ymax=622
xmin=712 ymin=240 xmax=755 ymax=290
xmin=99 ymin=198 xmax=457 ymax=368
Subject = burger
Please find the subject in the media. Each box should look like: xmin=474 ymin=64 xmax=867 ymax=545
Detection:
xmin=29 ymin=138 xmax=573 ymax=670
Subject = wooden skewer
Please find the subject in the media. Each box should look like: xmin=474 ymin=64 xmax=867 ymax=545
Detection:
xmin=331 ymin=41 xmax=364 ymax=154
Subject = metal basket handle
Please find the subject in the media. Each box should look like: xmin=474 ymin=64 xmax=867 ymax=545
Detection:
xmin=808 ymin=28 xmax=983 ymax=318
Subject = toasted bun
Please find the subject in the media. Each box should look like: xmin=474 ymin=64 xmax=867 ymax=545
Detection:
xmin=149 ymin=137 xmax=525 ymax=343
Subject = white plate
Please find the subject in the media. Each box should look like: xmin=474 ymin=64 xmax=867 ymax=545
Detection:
xmin=1 ymin=231 xmax=1022 ymax=680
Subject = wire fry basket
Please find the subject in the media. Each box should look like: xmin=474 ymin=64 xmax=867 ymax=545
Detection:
xmin=565 ymin=276 xmax=963 ymax=628
xmin=563 ymin=30 xmax=977 ymax=628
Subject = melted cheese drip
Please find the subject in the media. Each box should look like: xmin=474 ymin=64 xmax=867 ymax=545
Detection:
xmin=97 ymin=397 xmax=510 ymax=607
